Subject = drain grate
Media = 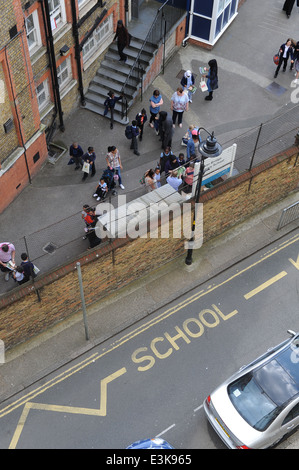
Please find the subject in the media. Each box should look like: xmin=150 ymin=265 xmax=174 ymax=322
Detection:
xmin=43 ymin=242 xmax=58 ymax=254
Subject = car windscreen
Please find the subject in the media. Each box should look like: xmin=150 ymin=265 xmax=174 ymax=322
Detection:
xmin=228 ymin=373 xmax=280 ymax=431
xmin=254 ymin=358 xmax=299 ymax=407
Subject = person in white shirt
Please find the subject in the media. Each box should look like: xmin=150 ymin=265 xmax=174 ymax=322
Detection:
xmin=274 ymin=39 xmax=294 ymax=78
xmin=0 ymin=242 xmax=16 ymax=281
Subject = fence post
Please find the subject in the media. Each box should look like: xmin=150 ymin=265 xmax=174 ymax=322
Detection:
xmin=24 ymin=235 xmax=41 ymax=302
xmin=76 ymin=262 xmax=89 ymax=341
xmin=248 ymin=123 xmax=262 ymax=171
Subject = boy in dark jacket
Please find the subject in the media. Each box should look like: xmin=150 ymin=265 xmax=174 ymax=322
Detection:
xmin=104 ymin=91 xmax=123 ymax=129
xmin=130 ymin=120 xmax=140 ymax=155
xmin=20 ymin=253 xmax=35 ymax=281
xmin=82 ymin=147 xmax=96 ymax=180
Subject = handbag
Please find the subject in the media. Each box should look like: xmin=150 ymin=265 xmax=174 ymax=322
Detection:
xmin=33 ymin=265 xmax=40 ymax=275
xmin=273 ymin=52 xmax=280 ymax=66
xmin=82 ymin=161 xmax=90 ymax=173
xmin=200 ymin=78 xmax=208 ymax=92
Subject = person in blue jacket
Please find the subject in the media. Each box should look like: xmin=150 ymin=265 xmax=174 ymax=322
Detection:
xmin=180 ymin=70 xmax=195 ymax=103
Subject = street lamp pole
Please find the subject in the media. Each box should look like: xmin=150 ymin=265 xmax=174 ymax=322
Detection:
xmin=185 ymin=129 xmax=222 ymax=266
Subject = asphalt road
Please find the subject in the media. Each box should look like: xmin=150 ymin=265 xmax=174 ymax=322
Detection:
xmin=0 ymin=231 xmax=298 ymax=449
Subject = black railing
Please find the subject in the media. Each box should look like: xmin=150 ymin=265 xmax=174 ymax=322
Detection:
xmin=120 ymin=0 xmax=186 ymax=119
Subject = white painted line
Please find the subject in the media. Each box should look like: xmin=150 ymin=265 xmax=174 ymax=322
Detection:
xmin=156 ymin=423 xmax=176 ymax=437
xmin=194 ymin=404 xmax=204 ymax=413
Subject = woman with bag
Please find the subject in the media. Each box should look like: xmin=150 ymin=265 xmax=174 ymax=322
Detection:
xmin=274 ymin=39 xmax=294 ymax=78
xmin=204 ymin=59 xmax=218 ymax=101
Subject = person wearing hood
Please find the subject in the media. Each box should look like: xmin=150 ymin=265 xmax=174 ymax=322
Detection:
xmin=159 ymin=111 xmax=173 ymax=149
xmin=204 ymin=59 xmax=218 ymax=101
xmin=180 ymin=70 xmax=195 ymax=103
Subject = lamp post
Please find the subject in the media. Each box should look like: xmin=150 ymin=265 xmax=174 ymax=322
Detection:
xmin=185 ymin=129 xmax=222 ymax=266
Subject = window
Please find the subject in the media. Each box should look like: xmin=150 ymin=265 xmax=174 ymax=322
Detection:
xmin=25 ymin=10 xmax=42 ymax=53
xmin=48 ymin=0 xmax=66 ymax=31
xmin=282 ymin=403 xmax=299 ymax=425
xmin=36 ymin=80 xmax=50 ymax=111
xmin=57 ymin=58 xmax=72 ymax=89
xmin=82 ymin=16 xmax=113 ymax=62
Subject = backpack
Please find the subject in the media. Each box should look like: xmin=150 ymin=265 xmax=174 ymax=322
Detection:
xmin=125 ymin=125 xmax=133 ymax=139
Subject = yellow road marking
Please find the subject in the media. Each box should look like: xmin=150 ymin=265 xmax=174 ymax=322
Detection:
xmin=1 ymin=233 xmax=299 ymax=420
xmin=289 ymin=254 xmax=299 ymax=270
xmin=244 ymin=271 xmax=288 ymax=300
xmin=8 ymin=367 xmax=126 ymax=449
xmin=1 ymin=233 xmax=299 ymax=449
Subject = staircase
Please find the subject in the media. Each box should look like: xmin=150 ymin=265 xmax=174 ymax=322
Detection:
xmin=84 ymin=36 xmax=157 ymax=125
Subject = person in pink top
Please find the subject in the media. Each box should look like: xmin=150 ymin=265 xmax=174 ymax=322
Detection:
xmin=0 ymin=242 xmax=16 ymax=281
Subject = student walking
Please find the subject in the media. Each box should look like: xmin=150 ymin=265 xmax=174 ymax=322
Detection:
xmin=113 ymin=20 xmax=130 ymax=62
xmin=274 ymin=39 xmax=294 ymax=77
xmin=282 ymin=0 xmax=297 ymax=18
xmin=104 ymin=91 xmax=122 ymax=129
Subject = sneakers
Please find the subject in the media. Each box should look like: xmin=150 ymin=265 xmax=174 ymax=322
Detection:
xmin=93 ymin=193 xmax=98 ymax=197
xmin=4 ymin=272 xmax=10 ymax=281
xmin=120 ymin=184 xmax=125 ymax=190
xmin=96 ymin=196 xmax=101 ymax=201
xmin=179 ymin=123 xmax=182 ymax=128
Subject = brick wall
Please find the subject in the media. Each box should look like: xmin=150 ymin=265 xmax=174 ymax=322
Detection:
xmin=0 ymin=147 xmax=298 ymax=349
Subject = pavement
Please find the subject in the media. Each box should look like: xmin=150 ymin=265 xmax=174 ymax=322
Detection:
xmin=0 ymin=0 xmax=299 ymax=449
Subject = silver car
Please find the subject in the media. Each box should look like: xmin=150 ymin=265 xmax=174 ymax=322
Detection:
xmin=204 ymin=330 xmax=299 ymax=449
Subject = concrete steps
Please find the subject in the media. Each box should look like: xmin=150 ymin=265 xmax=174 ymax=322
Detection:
xmin=83 ymin=36 xmax=157 ymax=125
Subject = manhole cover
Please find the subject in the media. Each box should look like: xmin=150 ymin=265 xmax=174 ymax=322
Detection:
xmin=266 ymin=82 xmax=287 ymax=96
xmin=43 ymin=242 xmax=58 ymax=254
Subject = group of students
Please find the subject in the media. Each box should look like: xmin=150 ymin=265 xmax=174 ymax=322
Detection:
xmin=274 ymin=38 xmax=299 ymax=81
xmin=0 ymin=241 xmax=37 ymax=285
xmin=69 ymin=143 xmax=97 ymax=180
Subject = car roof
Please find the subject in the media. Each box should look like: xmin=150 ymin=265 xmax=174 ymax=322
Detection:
xmin=254 ymin=341 xmax=299 ymax=406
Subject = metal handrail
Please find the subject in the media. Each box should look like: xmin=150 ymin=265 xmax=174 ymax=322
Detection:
xmin=120 ymin=0 xmax=171 ymax=119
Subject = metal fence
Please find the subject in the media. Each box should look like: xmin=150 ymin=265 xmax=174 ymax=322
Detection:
xmin=0 ymin=104 xmax=298 ymax=296
xmin=277 ymin=200 xmax=299 ymax=230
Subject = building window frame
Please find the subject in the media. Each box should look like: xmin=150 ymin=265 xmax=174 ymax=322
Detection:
xmin=25 ymin=10 xmax=42 ymax=54
xmin=36 ymin=79 xmax=50 ymax=111
xmin=48 ymin=0 xmax=67 ymax=32
xmin=82 ymin=15 xmax=113 ymax=63
xmin=57 ymin=57 xmax=72 ymax=90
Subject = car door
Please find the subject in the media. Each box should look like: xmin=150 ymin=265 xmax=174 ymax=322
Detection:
xmin=279 ymin=400 xmax=299 ymax=443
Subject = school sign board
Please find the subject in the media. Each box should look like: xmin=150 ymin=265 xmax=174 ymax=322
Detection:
xmin=192 ymin=143 xmax=237 ymax=196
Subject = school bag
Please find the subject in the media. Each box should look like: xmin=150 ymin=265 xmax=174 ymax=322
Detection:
xmin=125 ymin=125 xmax=133 ymax=139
